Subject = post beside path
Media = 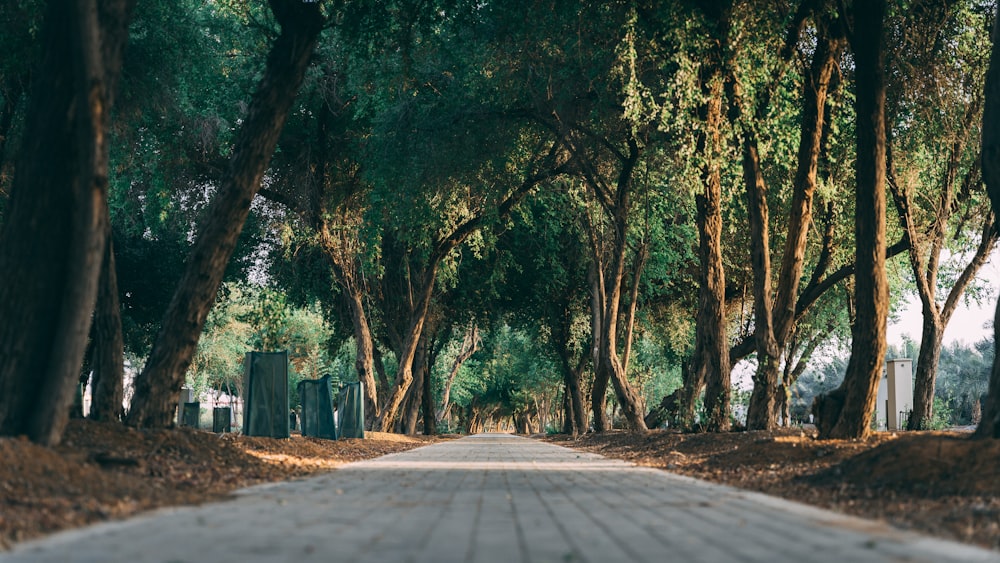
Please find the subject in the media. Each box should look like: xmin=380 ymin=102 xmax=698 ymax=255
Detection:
xmin=6 ymin=434 xmax=998 ymax=563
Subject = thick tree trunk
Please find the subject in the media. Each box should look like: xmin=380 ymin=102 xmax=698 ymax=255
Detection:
xmin=693 ymin=29 xmax=731 ymax=432
xmin=89 ymin=233 xmax=125 ymax=422
xmin=814 ymin=0 xmax=888 ymax=439
xmin=697 ymin=187 xmax=731 ymax=432
xmin=0 ymin=0 xmax=133 ymax=445
xmin=126 ymin=2 xmax=323 ymax=428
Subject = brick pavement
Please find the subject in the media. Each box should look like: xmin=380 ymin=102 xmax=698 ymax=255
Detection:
xmin=5 ymin=434 xmax=998 ymax=563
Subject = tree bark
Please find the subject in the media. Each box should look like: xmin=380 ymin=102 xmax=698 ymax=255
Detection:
xmin=814 ymin=0 xmax=889 ymax=439
xmin=976 ymin=8 xmax=1000 ymax=439
xmin=888 ymin=104 xmax=997 ymax=429
xmin=694 ymin=75 xmax=730 ymax=432
xmin=596 ymin=142 xmax=648 ymax=432
xmin=733 ymin=20 xmax=844 ymax=431
xmin=323 ymin=220 xmax=381 ymax=429
xmin=373 ymin=346 xmax=392 ymax=406
xmin=0 ymin=0 xmax=133 ymax=445
xmin=588 ymin=258 xmax=610 ymax=432
xmin=556 ymin=338 xmax=588 ymax=436
xmin=126 ymin=1 xmax=323 ymax=428
xmin=89 ymin=232 xmax=125 ymax=422
xmin=402 ymin=332 xmax=428 ymax=435
xmin=421 ymin=334 xmax=437 ymax=435
xmin=437 ymin=325 xmax=479 ymax=422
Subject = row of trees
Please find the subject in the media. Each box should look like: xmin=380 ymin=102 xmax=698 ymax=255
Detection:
xmin=1 ymin=0 xmax=1000 ymax=444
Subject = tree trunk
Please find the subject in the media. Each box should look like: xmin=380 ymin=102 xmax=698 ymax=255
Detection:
xmin=0 ymin=0 xmax=133 ymax=445
xmin=568 ymin=125 xmax=647 ymax=432
xmin=598 ymin=174 xmax=648 ymax=431
xmin=402 ymin=332 xmax=428 ymax=435
xmin=588 ymin=260 xmax=610 ymax=432
xmin=977 ymin=8 xmax=1000 ymax=438
xmin=740 ymin=134 xmax=780 ymax=431
xmin=694 ymin=29 xmax=731 ymax=432
xmin=89 ymin=232 xmax=125 ymax=422
xmin=557 ymin=347 xmax=588 ymax=436
xmin=126 ymin=2 xmax=323 ymax=428
xmin=676 ymin=352 xmax=705 ymax=428
xmin=373 ymin=346 xmax=391 ymax=406
xmin=889 ymin=109 xmax=997 ymax=429
xmin=909 ymin=316 xmax=943 ymax=429
xmin=977 ymin=293 xmax=1000 ymax=438
xmin=422 ymin=337 xmax=436 ymax=435
xmin=373 ymin=267 xmax=435 ymax=432
xmin=738 ymin=23 xmax=844 ymax=431
xmin=814 ymin=0 xmax=888 ymax=439
xmin=344 ymin=285 xmax=379 ymax=428
xmin=437 ymin=325 xmax=479 ymax=422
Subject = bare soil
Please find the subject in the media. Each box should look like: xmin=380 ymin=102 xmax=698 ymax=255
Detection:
xmin=544 ymin=428 xmax=1000 ymax=550
xmin=0 ymin=419 xmax=437 ymax=549
xmin=4 ymin=421 xmax=998 ymax=552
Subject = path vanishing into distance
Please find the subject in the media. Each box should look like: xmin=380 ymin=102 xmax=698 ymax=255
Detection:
xmin=6 ymin=434 xmax=999 ymax=563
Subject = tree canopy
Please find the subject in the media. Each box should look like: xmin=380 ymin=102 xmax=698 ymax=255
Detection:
xmin=1 ymin=0 xmax=999 ymax=442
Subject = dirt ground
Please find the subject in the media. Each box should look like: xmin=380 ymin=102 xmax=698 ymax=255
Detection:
xmin=3 ymin=421 xmax=999 ymax=553
xmin=0 ymin=419 xmax=437 ymax=549
xmin=545 ymin=428 xmax=1000 ymax=551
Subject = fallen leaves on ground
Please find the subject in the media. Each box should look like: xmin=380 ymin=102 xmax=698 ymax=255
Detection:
xmin=544 ymin=428 xmax=1000 ymax=550
xmin=0 ymin=419 xmax=437 ymax=549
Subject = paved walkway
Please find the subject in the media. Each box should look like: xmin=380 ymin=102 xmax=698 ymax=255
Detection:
xmin=5 ymin=434 xmax=998 ymax=563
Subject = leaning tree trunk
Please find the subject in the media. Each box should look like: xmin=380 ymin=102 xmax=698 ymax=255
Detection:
xmin=126 ymin=1 xmax=323 ymax=428
xmin=0 ymin=0 xmax=133 ymax=445
xmin=89 ymin=233 xmax=125 ymax=422
xmin=403 ymin=332 xmax=428 ymax=435
xmin=814 ymin=0 xmax=888 ymax=439
xmin=436 ymin=325 xmax=478 ymax=423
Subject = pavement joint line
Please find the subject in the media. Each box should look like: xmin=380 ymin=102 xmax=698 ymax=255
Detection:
xmin=4 ymin=433 xmax=1000 ymax=563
